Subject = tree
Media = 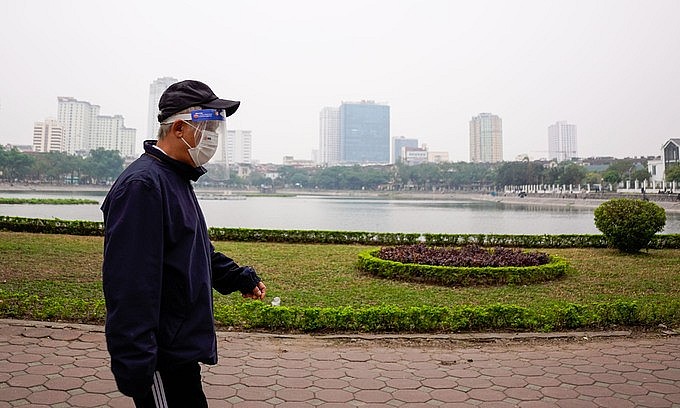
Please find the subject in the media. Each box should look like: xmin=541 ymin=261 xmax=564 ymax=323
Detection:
xmin=84 ymin=148 xmax=124 ymax=183
xmin=602 ymin=169 xmax=621 ymax=184
xmin=666 ymin=164 xmax=680 ymax=183
xmin=630 ymin=168 xmax=651 ymax=182
xmin=0 ymin=147 xmax=34 ymax=181
xmin=558 ymin=164 xmax=587 ymax=186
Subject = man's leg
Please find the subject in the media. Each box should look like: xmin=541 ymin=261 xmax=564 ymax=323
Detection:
xmin=132 ymin=362 xmax=208 ymax=408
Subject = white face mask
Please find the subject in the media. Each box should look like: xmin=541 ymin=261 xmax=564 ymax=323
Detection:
xmin=181 ymin=126 xmax=219 ymax=167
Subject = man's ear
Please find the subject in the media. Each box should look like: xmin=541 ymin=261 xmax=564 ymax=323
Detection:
xmin=171 ymin=120 xmax=184 ymax=138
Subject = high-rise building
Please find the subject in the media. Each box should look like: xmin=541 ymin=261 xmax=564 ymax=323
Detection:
xmin=147 ymin=77 xmax=178 ymax=139
xmin=57 ymin=97 xmax=136 ymax=157
xmin=469 ymin=113 xmax=503 ymax=163
xmin=91 ymin=114 xmax=136 ymax=157
xmin=319 ymin=107 xmax=340 ymax=165
xmin=340 ymin=101 xmax=390 ymax=164
xmin=33 ymin=119 xmax=63 ymax=153
xmin=57 ymin=97 xmax=97 ymax=155
xmin=548 ymin=121 xmax=577 ymax=162
xmin=225 ymin=130 xmax=253 ymax=164
xmin=392 ymin=136 xmax=418 ymax=163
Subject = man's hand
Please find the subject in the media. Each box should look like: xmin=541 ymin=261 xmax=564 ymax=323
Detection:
xmin=242 ymin=281 xmax=266 ymax=300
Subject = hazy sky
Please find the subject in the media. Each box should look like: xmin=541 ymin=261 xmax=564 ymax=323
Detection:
xmin=1 ymin=0 xmax=679 ymax=163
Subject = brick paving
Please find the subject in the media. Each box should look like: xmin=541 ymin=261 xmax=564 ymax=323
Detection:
xmin=0 ymin=319 xmax=679 ymax=407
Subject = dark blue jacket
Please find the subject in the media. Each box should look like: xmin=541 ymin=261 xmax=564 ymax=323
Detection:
xmin=101 ymin=140 xmax=260 ymax=397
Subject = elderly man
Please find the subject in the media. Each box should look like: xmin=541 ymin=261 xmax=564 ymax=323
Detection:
xmin=101 ymin=80 xmax=266 ymax=408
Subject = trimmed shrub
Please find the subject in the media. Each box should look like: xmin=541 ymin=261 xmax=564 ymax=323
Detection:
xmin=1 ymin=216 xmax=679 ymax=249
xmin=594 ymin=198 xmax=666 ymax=253
xmin=357 ymin=248 xmax=569 ymax=286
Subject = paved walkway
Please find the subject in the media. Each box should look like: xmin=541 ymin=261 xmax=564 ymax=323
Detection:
xmin=1 ymin=319 xmax=679 ymax=407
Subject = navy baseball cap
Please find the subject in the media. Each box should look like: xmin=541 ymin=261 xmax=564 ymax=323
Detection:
xmin=157 ymin=80 xmax=240 ymax=122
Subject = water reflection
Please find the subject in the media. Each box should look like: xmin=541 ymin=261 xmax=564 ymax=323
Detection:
xmin=1 ymin=191 xmax=678 ymax=235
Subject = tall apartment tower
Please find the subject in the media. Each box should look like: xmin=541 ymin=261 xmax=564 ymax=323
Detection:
xmin=340 ymin=101 xmax=390 ymax=164
xmin=33 ymin=119 xmax=63 ymax=153
xmin=469 ymin=113 xmax=503 ymax=163
xmin=147 ymin=77 xmax=178 ymax=138
xmin=392 ymin=136 xmax=418 ymax=163
xmin=57 ymin=97 xmax=97 ymax=155
xmin=319 ymin=107 xmax=340 ymax=165
xmin=548 ymin=121 xmax=577 ymax=162
xmin=225 ymin=130 xmax=253 ymax=164
xmin=57 ymin=97 xmax=136 ymax=157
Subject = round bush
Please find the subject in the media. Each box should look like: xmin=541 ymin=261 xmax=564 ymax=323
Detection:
xmin=594 ymin=198 xmax=666 ymax=253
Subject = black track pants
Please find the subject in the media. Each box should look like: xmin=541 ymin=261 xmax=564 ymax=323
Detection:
xmin=132 ymin=362 xmax=208 ymax=408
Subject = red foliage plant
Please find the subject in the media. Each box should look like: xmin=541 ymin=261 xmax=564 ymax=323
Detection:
xmin=377 ymin=244 xmax=550 ymax=268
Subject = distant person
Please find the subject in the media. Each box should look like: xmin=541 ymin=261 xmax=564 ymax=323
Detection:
xmin=101 ymin=80 xmax=267 ymax=408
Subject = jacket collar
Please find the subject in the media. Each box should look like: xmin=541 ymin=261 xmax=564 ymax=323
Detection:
xmin=143 ymin=140 xmax=207 ymax=182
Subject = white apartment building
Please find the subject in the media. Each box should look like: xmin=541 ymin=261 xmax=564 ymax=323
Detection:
xmin=147 ymin=77 xmax=178 ymax=139
xmin=469 ymin=113 xmax=503 ymax=163
xmin=57 ymin=97 xmax=136 ymax=157
xmin=58 ymin=97 xmax=97 ymax=155
xmin=402 ymin=147 xmax=428 ymax=165
xmin=91 ymin=115 xmax=136 ymax=157
xmin=33 ymin=119 xmax=63 ymax=153
xmin=319 ymin=107 xmax=340 ymax=165
xmin=548 ymin=121 xmax=577 ymax=162
xmin=225 ymin=130 xmax=252 ymax=164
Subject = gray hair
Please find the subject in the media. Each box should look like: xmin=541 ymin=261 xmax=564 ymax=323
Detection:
xmin=157 ymin=106 xmax=203 ymax=140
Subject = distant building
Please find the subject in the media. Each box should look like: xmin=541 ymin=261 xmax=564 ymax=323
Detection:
xmin=282 ymin=156 xmax=317 ymax=168
xmin=33 ymin=119 xmax=63 ymax=153
xmin=402 ymin=146 xmax=428 ymax=166
xmin=147 ymin=77 xmax=178 ymax=139
xmin=392 ymin=136 xmax=418 ymax=163
xmin=3 ymin=144 xmax=33 ymax=153
xmin=469 ymin=113 xmax=503 ymax=163
xmin=649 ymin=138 xmax=680 ymax=187
xmin=548 ymin=121 xmax=577 ymax=162
xmin=57 ymin=97 xmax=136 ymax=157
xmin=428 ymin=151 xmax=449 ymax=163
xmin=225 ymin=130 xmax=252 ymax=164
xmin=319 ymin=107 xmax=340 ymax=165
xmin=340 ymin=101 xmax=390 ymax=164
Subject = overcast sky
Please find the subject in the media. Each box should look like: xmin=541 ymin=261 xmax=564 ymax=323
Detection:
xmin=1 ymin=0 xmax=679 ymax=163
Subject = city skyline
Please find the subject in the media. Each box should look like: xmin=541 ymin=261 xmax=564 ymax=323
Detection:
xmin=1 ymin=1 xmax=679 ymax=164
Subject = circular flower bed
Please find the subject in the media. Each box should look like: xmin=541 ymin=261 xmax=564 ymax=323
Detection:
xmin=357 ymin=244 xmax=569 ymax=287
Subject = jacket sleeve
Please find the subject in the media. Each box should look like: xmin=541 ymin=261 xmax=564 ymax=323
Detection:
xmin=102 ymin=179 xmax=163 ymax=398
xmin=211 ymin=246 xmax=261 ymax=295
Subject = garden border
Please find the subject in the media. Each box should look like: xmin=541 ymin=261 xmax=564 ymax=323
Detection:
xmin=357 ymin=248 xmax=570 ymax=286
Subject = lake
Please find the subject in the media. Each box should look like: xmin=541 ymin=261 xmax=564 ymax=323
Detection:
xmin=1 ymin=190 xmax=679 ymax=235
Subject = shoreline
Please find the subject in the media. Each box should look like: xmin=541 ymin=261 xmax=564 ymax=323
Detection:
xmin=2 ymin=184 xmax=679 ymax=214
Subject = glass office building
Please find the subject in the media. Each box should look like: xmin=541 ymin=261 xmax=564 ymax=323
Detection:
xmin=340 ymin=101 xmax=390 ymax=164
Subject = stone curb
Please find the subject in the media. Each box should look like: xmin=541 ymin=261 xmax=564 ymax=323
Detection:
xmin=5 ymin=318 xmax=677 ymax=342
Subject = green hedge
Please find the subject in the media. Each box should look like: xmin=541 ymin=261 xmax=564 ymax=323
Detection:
xmin=210 ymin=300 xmax=680 ymax=332
xmin=1 ymin=216 xmax=679 ymax=248
xmin=357 ymin=249 xmax=569 ymax=286
xmin=2 ymin=289 xmax=677 ymax=332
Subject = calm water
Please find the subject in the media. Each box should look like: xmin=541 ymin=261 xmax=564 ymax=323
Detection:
xmin=1 ymin=190 xmax=680 ymax=235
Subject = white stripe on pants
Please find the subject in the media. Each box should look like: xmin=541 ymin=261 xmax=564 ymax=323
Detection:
xmin=151 ymin=371 xmax=169 ymax=408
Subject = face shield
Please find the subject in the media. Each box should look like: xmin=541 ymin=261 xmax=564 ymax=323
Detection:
xmin=164 ymin=109 xmax=227 ymax=145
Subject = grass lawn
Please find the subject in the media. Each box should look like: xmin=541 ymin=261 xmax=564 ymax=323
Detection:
xmin=1 ymin=231 xmax=679 ymax=331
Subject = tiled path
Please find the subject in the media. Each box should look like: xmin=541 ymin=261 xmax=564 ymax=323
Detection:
xmin=1 ymin=319 xmax=679 ymax=407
